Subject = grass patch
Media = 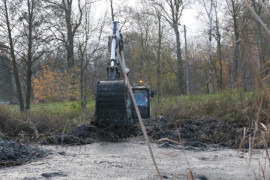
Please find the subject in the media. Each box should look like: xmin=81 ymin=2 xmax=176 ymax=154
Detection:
xmin=7 ymin=101 xmax=95 ymax=119
xmin=0 ymin=100 xmax=95 ymax=139
xmin=152 ymin=89 xmax=258 ymax=124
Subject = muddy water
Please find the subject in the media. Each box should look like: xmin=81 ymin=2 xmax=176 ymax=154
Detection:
xmin=0 ymin=141 xmax=269 ymax=180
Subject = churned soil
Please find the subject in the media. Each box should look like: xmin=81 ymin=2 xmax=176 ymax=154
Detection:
xmin=0 ymin=116 xmax=266 ymax=175
xmin=42 ymin=117 xmax=247 ymax=149
xmin=0 ymin=138 xmax=46 ymax=167
xmin=143 ymin=117 xmax=245 ymax=148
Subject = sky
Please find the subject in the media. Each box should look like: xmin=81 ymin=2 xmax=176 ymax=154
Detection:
xmin=181 ymin=7 xmax=203 ymax=37
xmin=92 ymin=0 xmax=209 ymax=42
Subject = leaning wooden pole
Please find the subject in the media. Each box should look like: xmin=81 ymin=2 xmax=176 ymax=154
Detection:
xmin=117 ymin=48 xmax=163 ymax=180
xmin=243 ymin=0 xmax=270 ymax=37
xmin=258 ymin=0 xmax=270 ymax=20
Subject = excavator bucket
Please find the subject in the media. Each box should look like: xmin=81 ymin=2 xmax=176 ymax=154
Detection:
xmin=95 ymin=80 xmax=132 ymax=126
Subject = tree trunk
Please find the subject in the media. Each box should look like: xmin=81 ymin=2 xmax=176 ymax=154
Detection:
xmin=215 ymin=4 xmax=223 ymax=91
xmin=4 ymin=0 xmax=24 ymax=111
xmin=26 ymin=0 xmax=33 ymax=110
xmin=231 ymin=0 xmax=240 ymax=86
xmin=217 ymin=41 xmax=223 ymax=91
xmin=26 ymin=61 xmax=32 ymax=110
xmin=80 ymin=63 xmax=84 ymax=106
xmin=252 ymin=0 xmax=266 ymax=72
xmin=156 ymin=12 xmax=161 ymax=114
xmin=184 ymin=25 xmax=190 ymax=95
xmin=65 ymin=1 xmax=75 ymax=69
xmin=207 ymin=0 xmax=214 ymax=94
xmin=83 ymin=71 xmax=87 ymax=109
xmin=174 ymin=24 xmax=185 ymax=94
xmin=80 ymin=57 xmax=86 ymax=109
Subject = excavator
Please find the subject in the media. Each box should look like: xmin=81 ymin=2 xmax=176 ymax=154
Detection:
xmin=95 ymin=21 xmax=154 ymax=126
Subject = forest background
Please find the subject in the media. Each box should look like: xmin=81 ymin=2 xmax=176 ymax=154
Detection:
xmin=0 ymin=0 xmax=268 ymax=113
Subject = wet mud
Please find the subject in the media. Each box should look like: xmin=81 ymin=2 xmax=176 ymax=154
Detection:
xmin=1 ymin=117 xmax=268 ymax=179
xmin=144 ymin=118 xmax=245 ymax=148
xmin=0 ymin=141 xmax=269 ymax=180
xmin=42 ymin=117 xmax=251 ymax=149
xmin=0 ymin=138 xmax=46 ymax=167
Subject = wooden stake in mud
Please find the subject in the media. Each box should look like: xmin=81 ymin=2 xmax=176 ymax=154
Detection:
xmin=117 ymin=48 xmax=163 ymax=180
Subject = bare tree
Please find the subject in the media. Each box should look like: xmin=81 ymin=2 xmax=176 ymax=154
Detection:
xmin=77 ymin=0 xmax=105 ymax=108
xmin=147 ymin=0 xmax=164 ymax=114
xmin=213 ymin=1 xmax=223 ymax=91
xmin=0 ymin=0 xmax=24 ymax=111
xmin=45 ymin=0 xmax=83 ymax=69
xmin=19 ymin=0 xmax=49 ymax=109
xmin=25 ymin=0 xmax=34 ymax=109
xmin=151 ymin=0 xmax=187 ymax=94
xmin=129 ymin=7 xmax=155 ymax=85
xmin=201 ymin=0 xmax=214 ymax=94
xmin=226 ymin=0 xmax=240 ymax=86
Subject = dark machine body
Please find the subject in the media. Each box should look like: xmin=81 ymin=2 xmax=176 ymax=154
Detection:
xmin=95 ymin=21 xmax=153 ymax=127
xmin=96 ymin=81 xmax=152 ymax=126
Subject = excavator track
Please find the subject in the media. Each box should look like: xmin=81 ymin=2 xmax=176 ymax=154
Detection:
xmin=95 ymin=80 xmax=131 ymax=126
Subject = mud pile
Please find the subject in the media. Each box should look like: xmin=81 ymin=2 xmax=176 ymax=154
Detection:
xmin=43 ymin=117 xmax=250 ymax=148
xmin=144 ymin=117 xmax=244 ymax=148
xmin=43 ymin=124 xmax=140 ymax=145
xmin=0 ymin=138 xmax=46 ymax=167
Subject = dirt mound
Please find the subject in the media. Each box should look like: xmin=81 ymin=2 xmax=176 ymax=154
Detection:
xmin=0 ymin=138 xmax=46 ymax=167
xmin=144 ymin=117 xmax=244 ymax=148
xmin=42 ymin=117 xmax=251 ymax=148
xmin=42 ymin=124 xmax=141 ymax=145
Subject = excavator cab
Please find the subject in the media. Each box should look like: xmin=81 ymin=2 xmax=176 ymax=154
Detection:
xmin=131 ymin=86 xmax=152 ymax=120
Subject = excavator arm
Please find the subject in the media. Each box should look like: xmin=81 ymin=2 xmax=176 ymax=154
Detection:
xmin=107 ymin=21 xmax=129 ymax=80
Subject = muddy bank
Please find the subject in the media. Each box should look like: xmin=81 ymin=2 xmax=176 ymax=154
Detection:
xmin=0 ymin=138 xmax=46 ymax=167
xmin=144 ymin=118 xmax=245 ymax=148
xmin=0 ymin=117 xmax=258 ymax=168
xmin=0 ymin=141 xmax=269 ymax=180
xmin=43 ymin=118 xmax=250 ymax=149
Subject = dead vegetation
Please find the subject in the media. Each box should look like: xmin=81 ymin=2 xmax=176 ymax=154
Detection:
xmin=237 ymin=67 xmax=270 ymax=179
xmin=0 ymin=93 xmax=262 ymax=148
xmin=0 ymin=107 xmax=93 ymax=142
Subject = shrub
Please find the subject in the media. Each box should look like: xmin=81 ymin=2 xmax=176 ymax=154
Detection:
xmin=32 ymin=66 xmax=80 ymax=102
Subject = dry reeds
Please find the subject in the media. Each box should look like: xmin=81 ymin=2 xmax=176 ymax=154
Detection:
xmin=240 ymin=2 xmax=270 ymax=178
xmin=0 ymin=106 xmax=91 ymax=141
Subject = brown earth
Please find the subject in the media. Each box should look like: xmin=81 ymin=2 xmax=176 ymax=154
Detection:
xmin=42 ymin=117 xmax=253 ymax=149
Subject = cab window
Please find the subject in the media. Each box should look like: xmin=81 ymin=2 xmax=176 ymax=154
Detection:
xmin=133 ymin=89 xmax=148 ymax=107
